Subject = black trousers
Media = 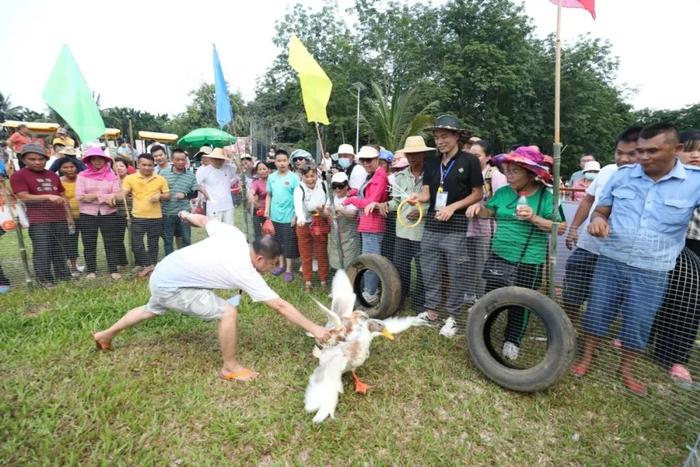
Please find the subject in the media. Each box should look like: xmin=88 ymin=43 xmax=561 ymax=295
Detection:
xmin=0 ymin=262 xmax=9 ymax=286
xmin=484 ymin=256 xmax=542 ymax=346
xmin=653 ymin=245 xmax=700 ymax=367
xmin=131 ymin=218 xmax=162 ymax=267
xmin=80 ymin=213 xmax=121 ymax=273
xmin=394 ymin=236 xmax=425 ymax=311
xmin=113 ymin=216 xmax=129 ymax=267
xmin=28 ymin=222 xmax=70 ymax=284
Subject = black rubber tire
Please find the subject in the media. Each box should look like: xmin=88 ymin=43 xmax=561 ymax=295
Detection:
xmin=346 ymin=254 xmax=402 ymax=319
xmin=465 ymin=286 xmax=576 ymax=393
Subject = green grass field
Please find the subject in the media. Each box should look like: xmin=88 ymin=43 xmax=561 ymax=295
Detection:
xmin=0 ymin=271 xmax=695 ymax=465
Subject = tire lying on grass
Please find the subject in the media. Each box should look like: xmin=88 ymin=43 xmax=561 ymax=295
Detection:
xmin=465 ymin=286 xmax=576 ymax=393
xmin=345 ymin=254 xmax=402 ymax=319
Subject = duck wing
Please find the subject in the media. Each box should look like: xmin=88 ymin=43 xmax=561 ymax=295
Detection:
xmin=304 ymin=351 xmax=348 ymax=423
xmin=382 ymin=316 xmax=430 ymax=335
xmin=331 ymin=270 xmax=356 ymax=321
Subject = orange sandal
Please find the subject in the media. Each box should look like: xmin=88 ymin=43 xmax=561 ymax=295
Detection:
xmin=220 ymin=368 xmax=258 ymax=382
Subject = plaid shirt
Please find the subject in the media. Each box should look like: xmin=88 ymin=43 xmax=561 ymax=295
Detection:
xmin=688 ymin=208 xmax=700 ymax=241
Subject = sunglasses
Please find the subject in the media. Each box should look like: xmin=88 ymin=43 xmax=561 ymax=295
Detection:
xmin=359 ymin=158 xmax=375 ymax=164
xmin=331 ymin=183 xmax=348 ymax=190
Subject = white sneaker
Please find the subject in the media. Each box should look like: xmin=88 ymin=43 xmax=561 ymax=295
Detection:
xmin=362 ymin=290 xmax=379 ymax=303
xmin=502 ymin=341 xmax=520 ymax=361
xmin=85 ymin=273 xmax=97 ymax=280
xmin=76 ymin=265 xmax=86 ymax=273
xmin=439 ymin=316 xmax=459 ymax=338
xmin=463 ymin=293 xmax=477 ymax=304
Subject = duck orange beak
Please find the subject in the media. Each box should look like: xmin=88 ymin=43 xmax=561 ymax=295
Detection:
xmin=381 ymin=328 xmax=395 ymax=340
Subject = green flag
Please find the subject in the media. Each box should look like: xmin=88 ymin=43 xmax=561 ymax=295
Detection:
xmin=42 ymin=45 xmax=105 ymax=143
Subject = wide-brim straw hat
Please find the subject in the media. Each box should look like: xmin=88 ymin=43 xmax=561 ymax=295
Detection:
xmin=194 ymin=146 xmax=213 ymax=159
xmin=207 ymin=148 xmax=228 ymax=160
xmin=59 ymin=146 xmax=77 ymax=156
xmin=492 ymin=146 xmax=553 ymax=184
xmin=398 ymin=136 xmax=435 ymax=154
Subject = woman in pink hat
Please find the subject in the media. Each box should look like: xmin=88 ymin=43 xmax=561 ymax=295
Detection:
xmin=467 ymin=146 xmax=566 ymax=361
xmin=76 ymin=147 xmax=124 ymax=280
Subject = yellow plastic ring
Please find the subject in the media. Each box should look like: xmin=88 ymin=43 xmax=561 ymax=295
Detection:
xmin=397 ymin=199 xmax=423 ymax=228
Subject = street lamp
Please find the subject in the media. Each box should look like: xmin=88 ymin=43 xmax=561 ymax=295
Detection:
xmin=351 ymin=82 xmax=366 ymax=152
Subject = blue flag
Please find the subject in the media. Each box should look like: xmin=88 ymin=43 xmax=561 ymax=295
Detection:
xmin=213 ymin=44 xmax=233 ymax=129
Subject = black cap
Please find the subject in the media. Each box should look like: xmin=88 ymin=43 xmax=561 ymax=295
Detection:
xmin=20 ymin=143 xmax=48 ymax=159
xmin=427 ymin=115 xmax=465 ymax=133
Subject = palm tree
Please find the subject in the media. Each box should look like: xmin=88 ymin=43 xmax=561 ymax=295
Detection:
xmin=362 ymin=82 xmax=438 ymax=151
xmin=0 ymin=92 xmax=22 ymax=122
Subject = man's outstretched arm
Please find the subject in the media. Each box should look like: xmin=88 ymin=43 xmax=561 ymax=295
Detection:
xmin=179 ymin=211 xmax=210 ymax=228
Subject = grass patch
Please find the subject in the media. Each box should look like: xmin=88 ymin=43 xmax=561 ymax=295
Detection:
xmin=0 ymin=273 xmax=695 ymax=465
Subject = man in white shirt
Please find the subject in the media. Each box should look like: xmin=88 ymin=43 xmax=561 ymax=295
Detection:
xmin=335 ymin=144 xmax=367 ymax=191
xmin=92 ymin=213 xmax=330 ymax=381
xmin=562 ymin=125 xmax=641 ymax=320
xmin=196 ymin=147 xmax=238 ymax=225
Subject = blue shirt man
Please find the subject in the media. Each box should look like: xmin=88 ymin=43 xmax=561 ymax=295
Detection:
xmin=571 ymin=123 xmax=700 ymax=397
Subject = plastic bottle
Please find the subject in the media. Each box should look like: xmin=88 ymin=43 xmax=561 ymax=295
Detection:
xmin=515 ymin=191 xmax=528 ymax=218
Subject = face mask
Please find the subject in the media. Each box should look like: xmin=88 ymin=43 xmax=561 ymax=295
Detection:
xmin=338 ymin=158 xmax=351 ymax=169
xmin=584 ymin=172 xmax=597 ymax=181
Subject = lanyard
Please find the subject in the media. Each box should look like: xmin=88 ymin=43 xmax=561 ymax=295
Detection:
xmin=438 ymin=159 xmax=456 ymax=192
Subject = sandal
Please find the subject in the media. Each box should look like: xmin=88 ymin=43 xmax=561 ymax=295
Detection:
xmin=220 ymin=367 xmax=258 ymax=382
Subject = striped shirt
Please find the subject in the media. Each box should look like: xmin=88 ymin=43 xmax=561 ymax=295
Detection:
xmin=161 ymin=168 xmax=198 ymax=215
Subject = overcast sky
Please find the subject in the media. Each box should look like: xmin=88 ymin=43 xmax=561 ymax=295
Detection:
xmin=2 ymin=0 xmax=698 ymax=117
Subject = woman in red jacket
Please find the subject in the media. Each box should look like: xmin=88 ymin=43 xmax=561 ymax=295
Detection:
xmin=343 ymin=146 xmax=389 ymax=303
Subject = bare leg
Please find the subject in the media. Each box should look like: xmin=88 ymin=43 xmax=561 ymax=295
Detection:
xmin=93 ymin=305 xmax=157 ymax=348
xmin=571 ymin=334 xmax=600 ymax=376
xmin=219 ymin=304 xmax=258 ymax=381
xmin=620 ymin=348 xmax=647 ymax=396
xmin=285 ymin=257 xmax=293 ymax=273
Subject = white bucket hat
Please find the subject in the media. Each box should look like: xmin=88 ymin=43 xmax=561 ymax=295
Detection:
xmin=356 ymin=146 xmax=379 ymax=159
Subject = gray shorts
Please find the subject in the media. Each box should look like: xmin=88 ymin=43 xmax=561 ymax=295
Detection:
xmin=145 ymin=284 xmax=230 ymax=321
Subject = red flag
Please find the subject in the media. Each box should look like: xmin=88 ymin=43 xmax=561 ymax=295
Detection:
xmin=549 ymin=0 xmax=596 ymax=19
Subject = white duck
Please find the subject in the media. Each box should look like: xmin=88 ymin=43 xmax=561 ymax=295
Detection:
xmin=305 ymin=270 xmax=426 ymax=423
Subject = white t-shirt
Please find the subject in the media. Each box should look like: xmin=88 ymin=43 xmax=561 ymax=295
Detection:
xmin=294 ymin=181 xmax=328 ymax=224
xmin=150 ymin=220 xmax=279 ymax=302
xmin=348 ymin=164 xmax=368 ymax=191
xmin=576 ymin=163 xmax=618 ymax=254
xmin=196 ymin=163 xmax=238 ymax=213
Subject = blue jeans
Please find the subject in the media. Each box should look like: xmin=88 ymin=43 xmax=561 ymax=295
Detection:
xmin=162 ymin=214 xmax=192 ymax=256
xmin=361 ymin=232 xmax=383 ymax=295
xmin=582 ymin=255 xmax=668 ymax=351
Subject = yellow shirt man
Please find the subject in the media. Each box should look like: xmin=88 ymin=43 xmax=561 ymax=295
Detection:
xmin=122 ymin=172 xmax=170 ymax=219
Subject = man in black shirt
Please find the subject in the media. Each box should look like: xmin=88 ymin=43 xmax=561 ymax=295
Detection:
xmin=408 ymin=115 xmax=483 ymax=337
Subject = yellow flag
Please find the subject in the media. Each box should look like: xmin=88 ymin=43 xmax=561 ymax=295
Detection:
xmin=288 ymin=35 xmax=332 ymax=125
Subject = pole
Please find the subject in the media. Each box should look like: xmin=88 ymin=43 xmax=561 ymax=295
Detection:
xmin=1 ymin=181 xmax=33 ymax=288
xmin=355 ymin=87 xmax=361 ymax=152
xmin=128 ymin=117 xmax=134 ymax=148
xmin=548 ymin=0 xmax=563 ymax=300
xmin=316 ymin=123 xmax=345 ymax=269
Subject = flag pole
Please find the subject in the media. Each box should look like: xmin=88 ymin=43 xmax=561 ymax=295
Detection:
xmin=316 ymin=122 xmax=346 ymax=270
xmin=548 ymin=0 xmax=563 ymax=299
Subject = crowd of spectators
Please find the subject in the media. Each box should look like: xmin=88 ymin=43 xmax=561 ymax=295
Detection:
xmin=1 ymin=117 xmax=699 ymax=393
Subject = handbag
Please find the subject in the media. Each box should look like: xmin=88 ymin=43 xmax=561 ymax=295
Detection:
xmin=310 ymin=214 xmax=330 ymax=236
xmin=262 ymin=218 xmax=276 ymax=236
xmin=482 ymin=188 xmax=544 ymax=286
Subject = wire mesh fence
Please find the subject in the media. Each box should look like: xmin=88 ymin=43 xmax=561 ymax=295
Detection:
xmin=1 ymin=175 xmax=698 ymax=451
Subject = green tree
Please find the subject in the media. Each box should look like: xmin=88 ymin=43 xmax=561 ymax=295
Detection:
xmin=362 ymin=82 xmax=438 ymax=151
xmin=168 ymin=83 xmax=248 ymax=138
xmin=636 ymin=104 xmax=700 ymax=131
xmin=0 ymin=93 xmax=23 ymax=122
xmin=101 ymin=107 xmax=170 ymax=140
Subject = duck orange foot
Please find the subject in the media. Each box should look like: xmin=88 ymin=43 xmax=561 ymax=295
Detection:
xmin=352 ymin=370 xmax=372 ymax=394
